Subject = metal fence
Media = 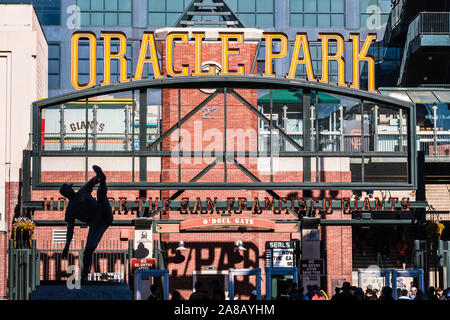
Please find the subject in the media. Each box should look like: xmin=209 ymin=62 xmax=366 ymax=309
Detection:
xmin=38 ymin=240 xmax=132 ymax=283
xmin=258 ymin=131 xmax=446 ymax=156
xmin=8 ymin=239 xmax=133 ymax=300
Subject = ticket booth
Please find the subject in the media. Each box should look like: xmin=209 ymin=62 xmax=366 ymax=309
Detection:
xmin=134 ymin=269 xmax=170 ymax=300
xmin=391 ymin=269 xmax=424 ymax=299
xmin=228 ymin=268 xmax=262 ymax=300
xmin=357 ymin=268 xmax=391 ymax=292
xmin=193 ymin=269 xmax=229 ymax=300
xmin=265 ymin=267 xmax=299 ymax=300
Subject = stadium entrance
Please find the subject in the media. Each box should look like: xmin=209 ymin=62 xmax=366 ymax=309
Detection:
xmin=10 ymin=74 xmax=432 ymax=300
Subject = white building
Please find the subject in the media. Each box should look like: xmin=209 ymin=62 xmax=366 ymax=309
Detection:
xmin=0 ymin=4 xmax=47 ymax=231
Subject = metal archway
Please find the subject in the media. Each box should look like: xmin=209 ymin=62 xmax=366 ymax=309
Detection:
xmin=228 ymin=268 xmax=262 ymax=300
xmin=28 ymin=75 xmax=416 ymax=191
xmin=265 ymin=266 xmax=299 ymax=300
xmin=134 ymin=269 xmax=170 ymax=300
xmin=391 ymin=269 xmax=425 ymax=299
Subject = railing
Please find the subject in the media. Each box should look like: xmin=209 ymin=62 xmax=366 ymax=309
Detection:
xmin=38 ymin=240 xmax=132 ymax=283
xmin=42 ymin=133 xmax=158 ymax=152
xmin=258 ymin=130 xmax=449 ymax=158
xmin=399 ymin=12 xmax=450 ymax=84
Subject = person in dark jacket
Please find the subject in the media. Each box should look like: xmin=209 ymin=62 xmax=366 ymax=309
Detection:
xmin=147 ymin=284 xmax=160 ymax=300
xmin=332 ymin=282 xmax=357 ymax=301
xmin=189 ymin=281 xmax=211 ymax=300
xmin=379 ymin=286 xmax=395 ymax=300
xmin=60 ymin=165 xmax=113 ymax=280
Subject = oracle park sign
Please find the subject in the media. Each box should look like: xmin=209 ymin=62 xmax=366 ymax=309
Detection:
xmin=71 ymin=31 xmax=376 ymax=92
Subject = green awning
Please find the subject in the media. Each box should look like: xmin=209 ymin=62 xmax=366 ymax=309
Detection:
xmin=257 ymin=89 xmax=340 ymax=104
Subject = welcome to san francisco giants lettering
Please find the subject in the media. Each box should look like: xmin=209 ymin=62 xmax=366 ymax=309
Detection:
xmin=42 ymin=196 xmax=410 ymax=215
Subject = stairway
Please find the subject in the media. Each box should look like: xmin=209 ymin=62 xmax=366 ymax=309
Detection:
xmin=352 ymin=227 xmax=413 ymax=270
xmin=31 ymin=281 xmax=133 ymax=300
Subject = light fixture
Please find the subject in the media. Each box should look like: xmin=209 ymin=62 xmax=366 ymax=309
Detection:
xmin=176 ymin=240 xmax=187 ymax=251
xmin=235 ymin=240 xmax=246 ymax=251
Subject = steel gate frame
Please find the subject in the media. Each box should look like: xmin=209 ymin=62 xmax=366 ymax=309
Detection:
xmin=228 ymin=268 xmax=262 ymax=300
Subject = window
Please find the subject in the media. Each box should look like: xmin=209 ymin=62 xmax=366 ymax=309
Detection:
xmin=2 ymin=0 xmax=61 ymax=25
xmin=77 ymin=41 xmax=133 ymax=85
xmin=290 ymin=0 xmax=344 ymax=28
xmin=148 ymin=0 xmax=188 ymax=27
xmin=360 ymin=0 xmax=392 ymax=29
xmin=291 ymin=42 xmax=339 ymax=83
xmin=48 ymin=43 xmax=60 ymax=89
xmin=78 ymin=0 xmax=132 ymax=26
xmin=227 ymin=0 xmax=275 ymax=28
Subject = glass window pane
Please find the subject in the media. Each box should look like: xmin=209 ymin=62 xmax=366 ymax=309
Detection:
xmin=379 ymin=0 xmax=392 ymax=12
xmin=106 ymin=0 xmax=118 ymax=11
xmin=331 ymin=0 xmax=344 ymax=12
xmin=39 ymin=12 xmax=60 ymax=26
xmin=360 ymin=14 xmax=369 ymax=28
xmin=290 ymin=0 xmax=303 ymax=12
xmin=91 ymin=0 xmax=104 ymax=11
xmin=78 ymin=0 xmax=90 ymax=11
xmin=227 ymin=0 xmax=238 ymax=11
xmin=290 ymin=13 xmax=303 ymax=27
xmin=318 ymin=0 xmax=330 ymax=12
xmin=304 ymin=13 xmax=316 ymax=27
xmin=239 ymin=0 xmax=255 ymax=12
xmin=148 ymin=13 xmax=165 ymax=26
xmin=380 ymin=14 xmax=389 ymax=27
xmin=118 ymin=12 xmax=131 ymax=26
xmin=166 ymin=13 xmax=180 ymax=26
xmin=49 ymin=75 xmax=60 ymax=89
xmin=119 ymin=0 xmax=132 ymax=11
xmin=48 ymin=45 xmax=59 ymax=59
xmin=96 ymin=59 xmax=104 ymax=73
xmin=304 ymin=0 xmax=317 ymax=12
xmin=148 ymin=0 xmax=165 ymax=11
xmin=168 ymin=0 xmax=184 ymax=12
xmin=239 ymin=13 xmax=255 ymax=27
xmin=49 ymin=60 xmax=60 ymax=73
xmin=90 ymin=12 xmax=104 ymax=26
xmin=80 ymin=12 xmax=90 ymax=26
xmin=78 ymin=61 xmax=91 ymax=74
xmin=257 ymin=0 xmax=273 ymax=12
xmin=360 ymin=0 xmax=370 ymax=12
xmin=105 ymin=13 xmax=118 ymax=25
xmin=331 ymin=14 xmax=344 ymax=27
xmin=317 ymin=14 xmax=330 ymax=27
xmin=256 ymin=13 xmax=274 ymax=27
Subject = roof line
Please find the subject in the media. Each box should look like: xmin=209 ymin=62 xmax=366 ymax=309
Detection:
xmin=35 ymin=75 xmax=414 ymax=109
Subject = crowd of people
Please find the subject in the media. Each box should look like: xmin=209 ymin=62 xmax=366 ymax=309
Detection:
xmin=147 ymin=280 xmax=450 ymax=301
xmin=284 ymin=283 xmax=450 ymax=301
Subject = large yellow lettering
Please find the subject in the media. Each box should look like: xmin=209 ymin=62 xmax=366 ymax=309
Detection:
xmin=192 ymin=32 xmax=215 ymax=76
xmin=101 ymin=32 xmax=129 ymax=85
xmin=133 ymin=32 xmax=162 ymax=80
xmin=350 ymin=33 xmax=377 ymax=93
xmin=166 ymin=32 xmax=189 ymax=77
xmin=71 ymin=32 xmax=96 ymax=90
xmin=262 ymin=32 xmax=288 ymax=77
xmin=286 ymin=33 xmax=315 ymax=80
xmin=219 ymin=33 xmax=244 ymax=75
xmin=318 ymin=33 xmax=346 ymax=87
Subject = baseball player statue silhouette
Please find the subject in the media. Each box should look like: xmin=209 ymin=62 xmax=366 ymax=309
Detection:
xmin=59 ymin=165 xmax=113 ymax=280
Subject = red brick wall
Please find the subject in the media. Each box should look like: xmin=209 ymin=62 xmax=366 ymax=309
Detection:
xmin=1 ymin=182 xmax=20 ymax=299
